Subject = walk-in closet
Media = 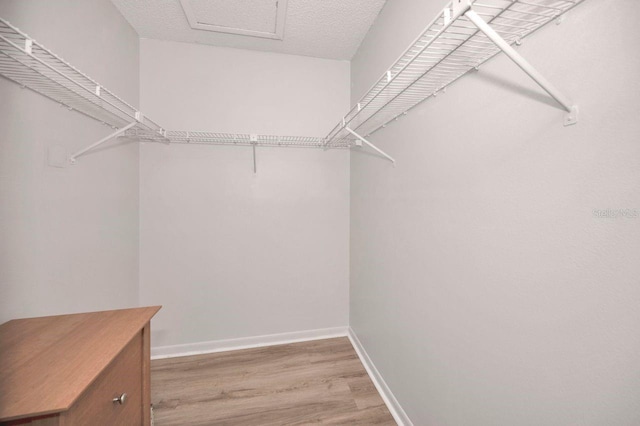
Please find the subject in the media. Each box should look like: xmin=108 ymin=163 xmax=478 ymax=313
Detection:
xmin=1 ymin=0 xmax=639 ymax=424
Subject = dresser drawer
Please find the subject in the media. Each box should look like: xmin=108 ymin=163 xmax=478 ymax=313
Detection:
xmin=63 ymin=333 xmax=143 ymax=425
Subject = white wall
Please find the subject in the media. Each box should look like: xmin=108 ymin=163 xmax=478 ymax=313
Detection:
xmin=0 ymin=0 xmax=140 ymax=322
xmin=350 ymin=1 xmax=640 ymax=425
xmin=139 ymin=39 xmax=350 ymax=348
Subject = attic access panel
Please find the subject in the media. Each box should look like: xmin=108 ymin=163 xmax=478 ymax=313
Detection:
xmin=180 ymin=0 xmax=288 ymax=40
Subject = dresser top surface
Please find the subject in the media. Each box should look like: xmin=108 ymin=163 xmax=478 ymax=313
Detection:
xmin=0 ymin=306 xmax=161 ymax=421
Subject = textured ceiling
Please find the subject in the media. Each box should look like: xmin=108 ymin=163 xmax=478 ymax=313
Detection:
xmin=111 ymin=0 xmax=387 ymax=60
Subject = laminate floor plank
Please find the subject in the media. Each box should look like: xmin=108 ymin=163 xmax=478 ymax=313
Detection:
xmin=151 ymin=337 xmax=396 ymax=425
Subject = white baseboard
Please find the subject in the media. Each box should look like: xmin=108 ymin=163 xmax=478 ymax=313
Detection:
xmin=151 ymin=326 xmax=349 ymax=359
xmin=348 ymin=327 xmax=413 ymax=426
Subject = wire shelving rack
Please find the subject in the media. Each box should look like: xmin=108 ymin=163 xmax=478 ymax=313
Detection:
xmin=0 ymin=18 xmax=164 ymax=134
xmin=126 ymin=130 xmax=350 ymax=149
xmin=324 ymin=0 xmax=585 ymax=148
xmin=0 ymin=0 xmax=586 ymax=165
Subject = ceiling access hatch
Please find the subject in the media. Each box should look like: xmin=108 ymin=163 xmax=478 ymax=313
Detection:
xmin=180 ymin=0 xmax=288 ymax=40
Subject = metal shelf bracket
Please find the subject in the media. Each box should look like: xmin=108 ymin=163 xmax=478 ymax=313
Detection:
xmin=345 ymin=127 xmax=396 ymax=165
xmin=250 ymin=134 xmax=258 ymax=173
xmin=464 ymin=8 xmax=578 ymax=126
xmin=68 ymin=121 xmax=138 ymax=164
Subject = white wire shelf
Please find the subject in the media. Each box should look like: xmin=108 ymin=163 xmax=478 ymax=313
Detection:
xmin=0 ymin=15 xmax=340 ymax=154
xmin=0 ymin=17 xmax=164 ymax=134
xmin=126 ymin=129 xmax=351 ymax=149
xmin=1 ymin=0 xmax=585 ymax=163
xmin=325 ymin=0 xmax=585 ymax=147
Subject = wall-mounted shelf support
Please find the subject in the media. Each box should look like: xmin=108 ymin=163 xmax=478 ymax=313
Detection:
xmin=69 ymin=121 xmax=138 ymax=164
xmin=250 ymin=134 xmax=258 ymax=173
xmin=463 ymin=9 xmax=578 ymax=126
xmin=345 ymin=127 xmax=396 ymax=165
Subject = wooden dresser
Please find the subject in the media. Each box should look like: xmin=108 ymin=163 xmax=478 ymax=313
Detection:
xmin=0 ymin=306 xmax=161 ymax=425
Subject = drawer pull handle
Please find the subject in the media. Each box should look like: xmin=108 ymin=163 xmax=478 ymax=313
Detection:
xmin=112 ymin=393 xmax=128 ymax=405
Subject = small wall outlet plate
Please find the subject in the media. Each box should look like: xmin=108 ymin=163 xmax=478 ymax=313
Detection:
xmin=47 ymin=145 xmax=69 ymax=168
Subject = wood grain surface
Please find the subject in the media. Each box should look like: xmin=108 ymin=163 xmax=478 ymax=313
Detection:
xmin=151 ymin=337 xmax=396 ymax=425
xmin=0 ymin=306 xmax=161 ymax=421
xmin=61 ymin=333 xmax=142 ymax=425
xmin=142 ymin=322 xmax=152 ymax=426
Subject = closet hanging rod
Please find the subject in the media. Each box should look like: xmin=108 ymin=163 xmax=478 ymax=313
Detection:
xmin=324 ymin=0 xmax=585 ymax=149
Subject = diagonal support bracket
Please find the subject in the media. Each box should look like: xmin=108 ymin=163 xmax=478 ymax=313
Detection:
xmin=464 ymin=9 xmax=578 ymax=126
xmin=345 ymin=127 xmax=396 ymax=165
xmin=69 ymin=121 xmax=138 ymax=164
